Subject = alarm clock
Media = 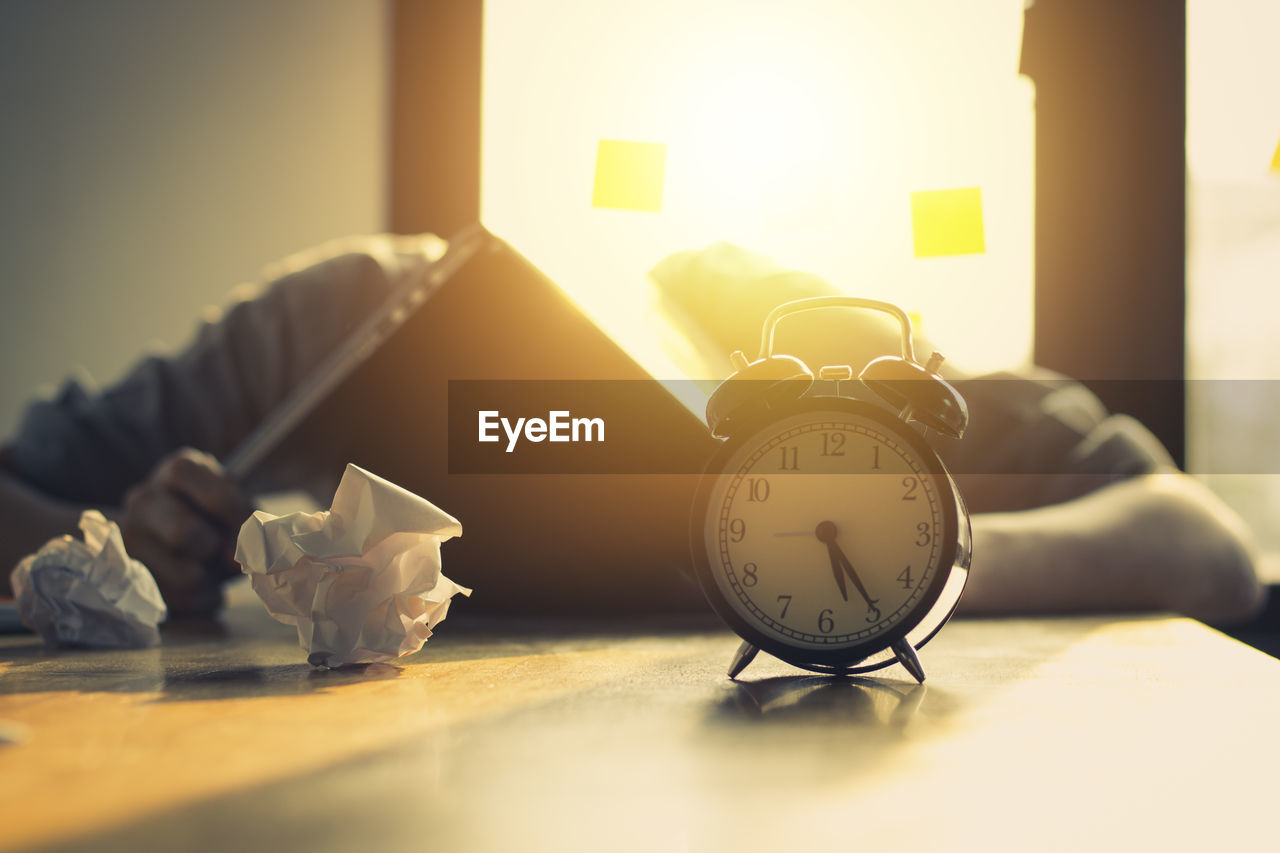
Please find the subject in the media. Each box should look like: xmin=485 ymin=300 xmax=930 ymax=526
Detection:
xmin=690 ymin=296 xmax=972 ymax=682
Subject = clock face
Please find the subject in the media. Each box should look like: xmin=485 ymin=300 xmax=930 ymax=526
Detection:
xmin=696 ymin=399 xmax=959 ymax=665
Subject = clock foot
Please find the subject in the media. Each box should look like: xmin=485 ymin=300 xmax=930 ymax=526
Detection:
xmin=727 ymin=641 xmax=760 ymax=680
xmin=891 ymin=638 xmax=926 ymax=683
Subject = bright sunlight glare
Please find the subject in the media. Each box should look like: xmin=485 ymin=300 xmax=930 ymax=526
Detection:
xmin=482 ymin=0 xmax=1033 ymax=376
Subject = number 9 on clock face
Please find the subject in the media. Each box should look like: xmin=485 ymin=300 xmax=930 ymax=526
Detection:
xmin=693 ymin=398 xmax=968 ymax=670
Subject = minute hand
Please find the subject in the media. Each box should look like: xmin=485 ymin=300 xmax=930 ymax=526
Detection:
xmin=827 ymin=541 xmax=878 ymax=608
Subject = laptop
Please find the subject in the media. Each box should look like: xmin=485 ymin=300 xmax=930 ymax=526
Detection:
xmin=230 ymin=225 xmax=727 ymax=614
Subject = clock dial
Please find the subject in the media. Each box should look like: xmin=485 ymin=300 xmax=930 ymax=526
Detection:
xmin=702 ymin=404 xmax=956 ymax=660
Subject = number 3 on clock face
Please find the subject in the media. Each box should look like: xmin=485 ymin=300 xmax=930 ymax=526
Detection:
xmin=694 ymin=398 xmax=965 ymax=670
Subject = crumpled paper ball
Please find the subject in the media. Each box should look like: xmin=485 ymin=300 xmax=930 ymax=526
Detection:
xmin=235 ymin=463 xmax=470 ymax=668
xmin=10 ymin=510 xmax=167 ymax=648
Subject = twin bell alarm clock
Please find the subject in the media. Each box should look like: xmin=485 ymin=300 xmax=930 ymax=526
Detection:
xmin=690 ymin=297 xmax=972 ymax=682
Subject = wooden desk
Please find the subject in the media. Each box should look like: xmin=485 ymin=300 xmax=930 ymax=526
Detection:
xmin=2 ymin=582 xmax=1277 ymax=852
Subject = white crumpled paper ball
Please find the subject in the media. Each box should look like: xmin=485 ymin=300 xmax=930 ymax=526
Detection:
xmin=10 ymin=510 xmax=167 ymax=648
xmin=235 ymin=463 xmax=471 ymax=668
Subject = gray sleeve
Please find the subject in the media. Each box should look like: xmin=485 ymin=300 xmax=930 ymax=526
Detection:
xmin=941 ymin=371 xmax=1176 ymax=513
xmin=7 ymin=236 xmax=434 ymax=506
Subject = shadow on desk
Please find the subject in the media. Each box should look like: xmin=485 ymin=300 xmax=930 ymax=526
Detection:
xmin=714 ymin=675 xmax=932 ymax=726
xmin=0 ymin=644 xmax=406 ymax=702
xmin=0 ymin=596 xmax=727 ymax=702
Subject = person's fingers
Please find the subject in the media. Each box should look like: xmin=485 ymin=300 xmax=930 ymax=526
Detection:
xmin=208 ymin=546 xmax=243 ymax=582
xmin=124 ymin=534 xmax=221 ymax=616
xmin=153 ymin=448 xmax=248 ymax=530
xmin=116 ymin=448 xmax=251 ymax=617
xmin=169 ymin=578 xmax=224 ymax=617
xmin=122 ymin=482 xmax=222 ymax=562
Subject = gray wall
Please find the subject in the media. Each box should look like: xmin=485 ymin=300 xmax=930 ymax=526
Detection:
xmin=0 ymin=0 xmax=388 ymax=437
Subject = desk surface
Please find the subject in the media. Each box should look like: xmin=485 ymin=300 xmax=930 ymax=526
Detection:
xmin=1 ymin=583 xmax=1277 ymax=853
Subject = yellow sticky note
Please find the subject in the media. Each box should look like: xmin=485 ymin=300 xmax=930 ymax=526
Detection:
xmin=1271 ymin=138 xmax=1280 ymax=173
xmin=910 ymin=187 xmax=986 ymax=258
xmin=592 ymin=140 xmax=667 ymax=212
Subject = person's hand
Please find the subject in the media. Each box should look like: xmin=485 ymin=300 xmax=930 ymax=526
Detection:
xmin=119 ymin=448 xmax=251 ymax=617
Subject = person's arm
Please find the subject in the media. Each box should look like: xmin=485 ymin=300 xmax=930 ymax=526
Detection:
xmin=1 ymin=446 xmax=246 ymax=614
xmin=960 ymin=471 xmax=1265 ymax=625
xmin=652 ymin=243 xmax=1266 ymax=624
xmin=2 ymin=234 xmax=440 ymax=612
xmin=0 ymin=448 xmax=82 ymax=597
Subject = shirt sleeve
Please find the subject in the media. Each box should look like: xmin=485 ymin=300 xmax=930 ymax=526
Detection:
xmin=6 ymin=234 xmax=444 ymax=506
xmin=939 ymin=370 xmax=1176 ymax=513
